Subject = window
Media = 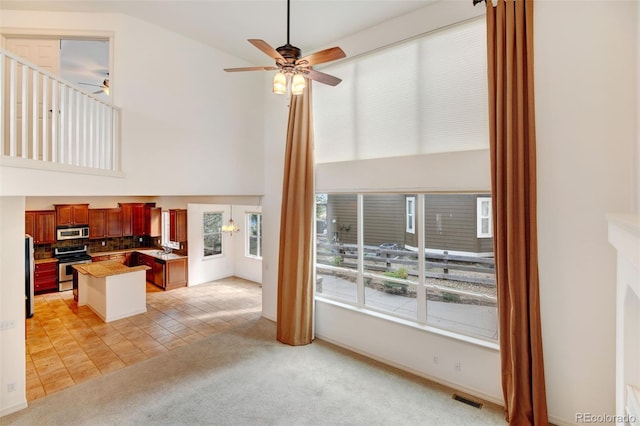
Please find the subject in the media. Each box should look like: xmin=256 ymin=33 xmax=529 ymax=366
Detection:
xmin=477 ymin=197 xmax=493 ymax=238
xmin=203 ymin=212 xmax=222 ymax=257
xmin=315 ymin=193 xmax=497 ymax=341
xmin=406 ymin=196 xmax=416 ymax=234
xmin=160 ymin=211 xmax=180 ymax=249
xmin=247 ymin=213 xmax=262 ymax=258
xmin=313 ymin=18 xmax=488 ymax=163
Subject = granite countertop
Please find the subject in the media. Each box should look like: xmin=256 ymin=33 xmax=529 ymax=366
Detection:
xmin=90 ymin=248 xmax=147 ymax=257
xmin=135 ymin=249 xmax=187 ymax=261
xmin=89 ymin=248 xmax=187 ymax=261
xmin=74 ymin=260 xmax=150 ymax=278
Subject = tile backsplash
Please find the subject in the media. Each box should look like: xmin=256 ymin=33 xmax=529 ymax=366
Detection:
xmin=34 ymin=236 xmax=153 ymax=259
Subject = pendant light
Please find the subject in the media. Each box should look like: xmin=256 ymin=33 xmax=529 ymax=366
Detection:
xmin=221 ymin=205 xmax=240 ymax=236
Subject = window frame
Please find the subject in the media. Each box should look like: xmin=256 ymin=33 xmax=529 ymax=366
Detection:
xmin=246 ymin=212 xmax=263 ymax=259
xmin=406 ymin=196 xmax=416 ymax=234
xmin=476 ymin=197 xmax=493 ymax=238
xmin=315 ymin=192 xmax=497 ymax=343
xmin=203 ymin=211 xmax=223 ymax=258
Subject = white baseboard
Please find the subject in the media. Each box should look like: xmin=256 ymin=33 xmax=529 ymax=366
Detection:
xmin=0 ymin=400 xmax=27 ymax=418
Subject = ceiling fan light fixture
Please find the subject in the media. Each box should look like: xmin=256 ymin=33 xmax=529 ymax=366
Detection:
xmin=291 ymin=73 xmax=305 ymax=95
xmin=273 ymin=72 xmax=287 ymax=94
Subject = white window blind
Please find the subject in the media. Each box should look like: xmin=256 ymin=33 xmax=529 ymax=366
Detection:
xmin=314 ymin=18 xmax=488 ymax=164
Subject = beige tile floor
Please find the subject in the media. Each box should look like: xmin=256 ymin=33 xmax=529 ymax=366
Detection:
xmin=25 ymin=277 xmax=262 ymax=402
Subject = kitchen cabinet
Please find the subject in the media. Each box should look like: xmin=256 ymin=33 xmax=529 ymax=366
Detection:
xmin=92 ymin=252 xmax=131 ymax=265
xmin=132 ymin=252 xmax=187 ymax=290
xmin=55 ymin=204 xmax=89 ymax=227
xmin=119 ymin=203 xmax=146 ymax=236
xmin=34 ymin=260 xmax=58 ymax=293
xmin=133 ymin=252 xmax=161 ymax=286
xmin=89 ymin=208 xmax=123 ymax=239
xmin=145 ymin=205 xmax=161 ymax=237
xmin=170 ymin=209 xmax=187 ymax=242
xmin=25 ymin=210 xmax=56 ymax=244
xmin=165 ymin=257 xmax=188 ymax=290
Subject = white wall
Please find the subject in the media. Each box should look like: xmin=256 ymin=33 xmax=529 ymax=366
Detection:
xmin=535 ymin=0 xmax=638 ymax=424
xmin=0 ymin=9 xmax=265 ymax=197
xmin=185 ymin=203 xmax=263 ymax=286
xmin=233 ymin=204 xmax=263 ymax=284
xmin=0 ymin=197 xmax=27 ymax=416
xmin=187 ymin=203 xmax=234 ymax=285
xmin=261 ymin=84 xmax=289 ymax=322
xmin=637 ymin=0 xmax=640 ymax=214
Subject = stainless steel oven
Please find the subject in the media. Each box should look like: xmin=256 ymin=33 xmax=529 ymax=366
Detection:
xmin=55 ymin=246 xmax=92 ymax=292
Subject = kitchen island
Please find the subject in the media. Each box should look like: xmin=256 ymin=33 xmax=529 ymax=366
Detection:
xmin=74 ymin=261 xmax=150 ymax=322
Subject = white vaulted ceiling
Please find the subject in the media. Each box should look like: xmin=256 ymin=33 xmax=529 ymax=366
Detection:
xmin=0 ymin=0 xmax=437 ymax=66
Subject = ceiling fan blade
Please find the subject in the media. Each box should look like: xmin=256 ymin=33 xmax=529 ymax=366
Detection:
xmin=224 ymin=66 xmax=279 ymax=72
xmin=303 ymin=69 xmax=342 ymax=86
xmin=248 ymin=39 xmax=286 ymax=62
xmin=78 ymin=82 xmax=102 ymax=87
xmin=92 ymin=90 xmax=103 ymax=95
xmin=297 ymin=47 xmax=346 ymax=67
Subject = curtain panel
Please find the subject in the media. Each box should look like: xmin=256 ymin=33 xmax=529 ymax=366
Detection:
xmin=276 ymin=84 xmax=315 ymax=346
xmin=484 ymin=0 xmax=549 ymax=424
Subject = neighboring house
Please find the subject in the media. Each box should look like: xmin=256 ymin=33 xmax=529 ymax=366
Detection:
xmin=326 ymin=193 xmax=493 ymax=256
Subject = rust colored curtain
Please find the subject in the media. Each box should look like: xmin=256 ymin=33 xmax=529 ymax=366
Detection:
xmin=276 ymin=83 xmax=315 ymax=346
xmin=485 ymin=0 xmax=548 ymax=424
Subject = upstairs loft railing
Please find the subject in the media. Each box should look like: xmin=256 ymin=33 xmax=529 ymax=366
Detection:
xmin=0 ymin=48 xmax=121 ymax=174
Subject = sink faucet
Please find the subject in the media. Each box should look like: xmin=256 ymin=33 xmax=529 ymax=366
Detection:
xmin=161 ymin=245 xmax=172 ymax=254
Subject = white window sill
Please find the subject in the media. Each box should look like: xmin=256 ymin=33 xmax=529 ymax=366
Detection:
xmin=315 ymin=295 xmax=500 ymax=351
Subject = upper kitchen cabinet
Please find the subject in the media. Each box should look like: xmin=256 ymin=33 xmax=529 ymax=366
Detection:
xmin=170 ymin=209 xmax=187 ymax=242
xmin=25 ymin=210 xmax=56 ymax=244
xmin=145 ymin=205 xmax=161 ymax=237
xmin=119 ymin=203 xmax=146 ymax=236
xmin=55 ymin=204 xmax=89 ymax=227
xmin=89 ymin=208 xmax=123 ymax=239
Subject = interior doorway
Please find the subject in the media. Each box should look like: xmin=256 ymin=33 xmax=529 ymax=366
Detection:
xmin=60 ymin=39 xmax=110 ymax=100
xmin=4 ymin=36 xmax=110 ymax=100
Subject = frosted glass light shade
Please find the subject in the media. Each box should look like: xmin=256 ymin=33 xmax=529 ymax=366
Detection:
xmin=273 ymin=72 xmax=287 ymax=95
xmin=291 ymin=73 xmax=305 ymax=95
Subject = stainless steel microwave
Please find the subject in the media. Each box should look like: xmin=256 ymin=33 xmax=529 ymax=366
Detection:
xmin=56 ymin=226 xmax=89 ymax=241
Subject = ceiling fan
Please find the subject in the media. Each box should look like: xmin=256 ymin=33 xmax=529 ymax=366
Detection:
xmin=224 ymin=0 xmax=346 ymax=93
xmin=78 ymin=76 xmax=110 ymax=95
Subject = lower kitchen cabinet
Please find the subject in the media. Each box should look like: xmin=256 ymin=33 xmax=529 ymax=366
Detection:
xmin=165 ymin=258 xmax=188 ymax=290
xmin=34 ymin=260 xmax=58 ymax=293
xmin=92 ymin=252 xmax=131 ymax=265
xmin=132 ymin=252 xmax=187 ymax=290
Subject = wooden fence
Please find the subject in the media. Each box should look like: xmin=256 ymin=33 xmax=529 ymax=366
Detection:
xmin=317 ymin=240 xmax=495 ymax=287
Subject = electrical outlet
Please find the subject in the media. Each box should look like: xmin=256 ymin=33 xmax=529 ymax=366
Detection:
xmin=7 ymin=383 xmax=16 ymax=392
xmin=139 ymin=237 xmax=143 ymax=242
xmin=101 ymin=241 xmax=106 ymax=246
xmin=433 ymin=356 xmax=439 ymax=365
xmin=455 ymin=361 xmax=462 ymax=372
xmin=0 ymin=320 xmax=16 ymax=330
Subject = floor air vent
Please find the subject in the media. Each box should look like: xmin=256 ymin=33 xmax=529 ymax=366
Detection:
xmin=452 ymin=393 xmax=483 ymax=409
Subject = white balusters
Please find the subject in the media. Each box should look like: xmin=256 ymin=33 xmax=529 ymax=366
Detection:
xmin=0 ymin=48 xmax=120 ymax=172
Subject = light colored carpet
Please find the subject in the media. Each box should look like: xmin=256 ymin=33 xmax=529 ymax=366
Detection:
xmin=2 ymin=318 xmax=505 ymax=425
